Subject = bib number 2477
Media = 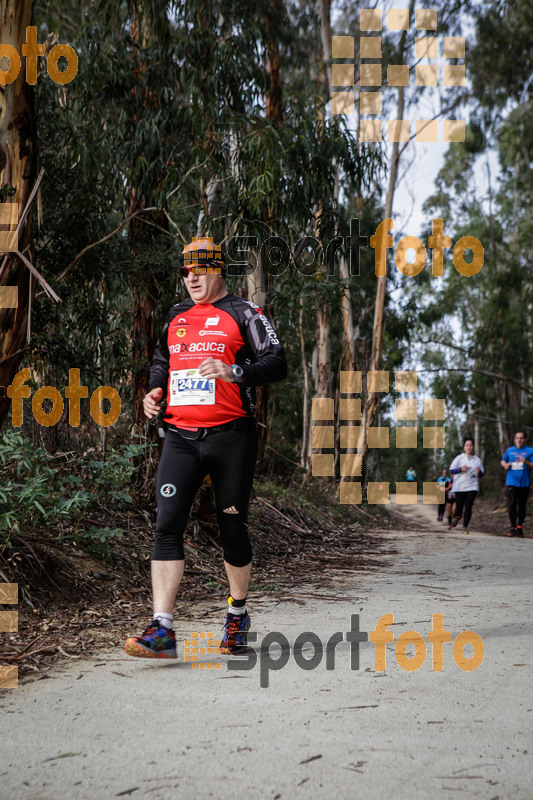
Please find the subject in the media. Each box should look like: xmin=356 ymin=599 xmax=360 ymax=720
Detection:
xmin=169 ymin=369 xmax=215 ymax=406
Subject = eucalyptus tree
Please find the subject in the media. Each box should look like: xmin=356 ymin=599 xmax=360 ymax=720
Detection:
xmin=0 ymin=0 xmax=38 ymax=428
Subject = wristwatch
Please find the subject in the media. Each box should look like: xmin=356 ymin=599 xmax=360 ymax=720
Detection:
xmin=231 ymin=364 xmax=244 ymax=383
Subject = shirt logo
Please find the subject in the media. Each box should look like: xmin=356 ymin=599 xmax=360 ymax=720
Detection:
xmin=204 ymin=315 xmax=220 ymax=327
xmin=176 ymin=328 xmax=187 ymax=338
xmin=169 ymin=341 xmax=226 ymax=355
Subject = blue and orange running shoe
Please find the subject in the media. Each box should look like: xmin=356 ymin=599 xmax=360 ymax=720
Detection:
xmin=124 ymin=620 xmax=177 ymax=659
xmin=219 ymin=611 xmax=251 ymax=655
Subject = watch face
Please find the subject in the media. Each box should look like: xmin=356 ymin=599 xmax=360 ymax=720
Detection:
xmin=232 ymin=365 xmax=243 ymax=380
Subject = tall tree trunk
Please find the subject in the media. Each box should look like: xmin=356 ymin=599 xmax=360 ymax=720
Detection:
xmin=318 ymin=0 xmax=332 ymax=91
xmin=339 ymin=257 xmax=355 ymax=373
xmin=265 ymin=0 xmax=283 ymax=125
xmin=0 ymin=0 xmax=37 ymax=428
xmin=299 ymin=295 xmax=310 ymax=469
xmin=315 ymin=304 xmax=332 ymax=397
xmin=130 ymin=215 xmax=158 ymax=432
xmin=129 ymin=8 xmax=168 ymax=432
xmin=306 ymin=0 xmax=333 ymax=476
xmin=252 ymin=0 xmax=284 ymax=451
xmin=360 ymin=0 xmax=415 ymax=467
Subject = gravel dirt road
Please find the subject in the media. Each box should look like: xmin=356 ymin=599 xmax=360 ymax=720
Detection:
xmin=1 ymin=499 xmax=531 ymax=799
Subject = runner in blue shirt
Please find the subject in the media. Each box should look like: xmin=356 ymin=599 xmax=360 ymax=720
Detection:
xmin=436 ymin=468 xmax=451 ymax=522
xmin=501 ymin=431 xmax=533 ymax=537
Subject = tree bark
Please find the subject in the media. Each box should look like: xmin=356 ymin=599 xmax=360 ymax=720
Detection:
xmin=299 ymin=295 xmax=310 ymax=469
xmin=315 ymin=303 xmax=332 ymax=397
xmin=339 ymin=256 xmax=355 ymax=373
xmin=129 ymin=9 xmax=168 ymax=432
xmin=360 ymin=0 xmax=415 ymax=466
xmin=251 ymin=0 xmax=284 ymax=451
xmin=306 ymin=0 xmax=333 ymax=476
xmin=265 ymin=0 xmax=283 ymax=125
xmin=0 ymin=0 xmax=37 ymax=428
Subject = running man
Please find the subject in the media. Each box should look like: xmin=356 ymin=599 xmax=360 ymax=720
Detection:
xmin=406 ymin=466 xmax=417 ymax=483
xmin=125 ymin=237 xmax=287 ymax=659
xmin=501 ymin=431 xmax=533 ymax=537
xmin=445 ymin=474 xmax=455 ymax=529
xmin=449 ymin=437 xmax=484 ymax=535
xmin=436 ymin=468 xmax=451 ymax=522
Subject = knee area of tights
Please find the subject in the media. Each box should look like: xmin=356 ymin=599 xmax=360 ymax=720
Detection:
xmin=223 ymin=552 xmax=253 ymax=568
xmin=152 ymin=548 xmax=185 ymax=560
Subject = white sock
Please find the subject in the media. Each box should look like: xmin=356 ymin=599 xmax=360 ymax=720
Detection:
xmin=229 ymin=603 xmax=246 ymax=616
xmin=154 ymin=612 xmax=173 ymax=629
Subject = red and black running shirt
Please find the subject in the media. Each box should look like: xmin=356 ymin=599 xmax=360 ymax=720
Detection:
xmin=149 ymin=294 xmax=287 ymax=428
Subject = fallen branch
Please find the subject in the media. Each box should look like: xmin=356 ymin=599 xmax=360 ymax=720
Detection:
xmin=56 ymin=206 xmax=159 ymax=284
xmin=255 ymin=496 xmax=309 ymax=534
xmin=0 ymin=168 xmax=45 ymax=282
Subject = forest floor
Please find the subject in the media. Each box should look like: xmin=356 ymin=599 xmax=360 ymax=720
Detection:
xmin=1 ymin=494 xmax=531 ymax=799
xmin=0 ymin=478 xmax=394 ymax=681
xmin=1 ymin=482 xmax=528 ymax=682
xmin=474 ymin=492 xmax=531 ymax=537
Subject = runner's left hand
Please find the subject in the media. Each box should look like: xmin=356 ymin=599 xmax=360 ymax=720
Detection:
xmin=198 ymin=358 xmax=234 ymax=383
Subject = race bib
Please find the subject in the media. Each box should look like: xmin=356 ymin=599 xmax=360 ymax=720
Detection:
xmin=169 ymin=369 xmax=215 ymax=406
xmin=511 ymin=462 xmax=524 ymax=470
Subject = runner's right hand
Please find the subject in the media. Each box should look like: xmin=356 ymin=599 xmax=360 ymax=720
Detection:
xmin=143 ymin=387 xmax=164 ymax=419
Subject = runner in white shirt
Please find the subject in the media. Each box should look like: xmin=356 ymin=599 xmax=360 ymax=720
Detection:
xmin=449 ymin=437 xmax=484 ymax=534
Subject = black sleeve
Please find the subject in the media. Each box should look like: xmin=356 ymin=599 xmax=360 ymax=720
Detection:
xmin=241 ymin=306 xmax=287 ymax=387
xmin=148 ymin=316 xmax=172 ymax=396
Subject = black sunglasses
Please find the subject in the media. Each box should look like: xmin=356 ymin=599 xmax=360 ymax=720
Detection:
xmin=179 ymin=264 xmax=223 ymax=278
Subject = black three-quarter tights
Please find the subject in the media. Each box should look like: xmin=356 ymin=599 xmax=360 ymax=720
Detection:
xmin=507 ymin=486 xmax=530 ymax=527
xmin=153 ymin=423 xmax=258 ymax=566
xmin=453 ymin=490 xmax=478 ymax=528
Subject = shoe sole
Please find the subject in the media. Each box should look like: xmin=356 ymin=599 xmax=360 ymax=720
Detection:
xmin=124 ymin=639 xmax=177 ymax=659
xmin=219 ymin=644 xmax=250 ymax=655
